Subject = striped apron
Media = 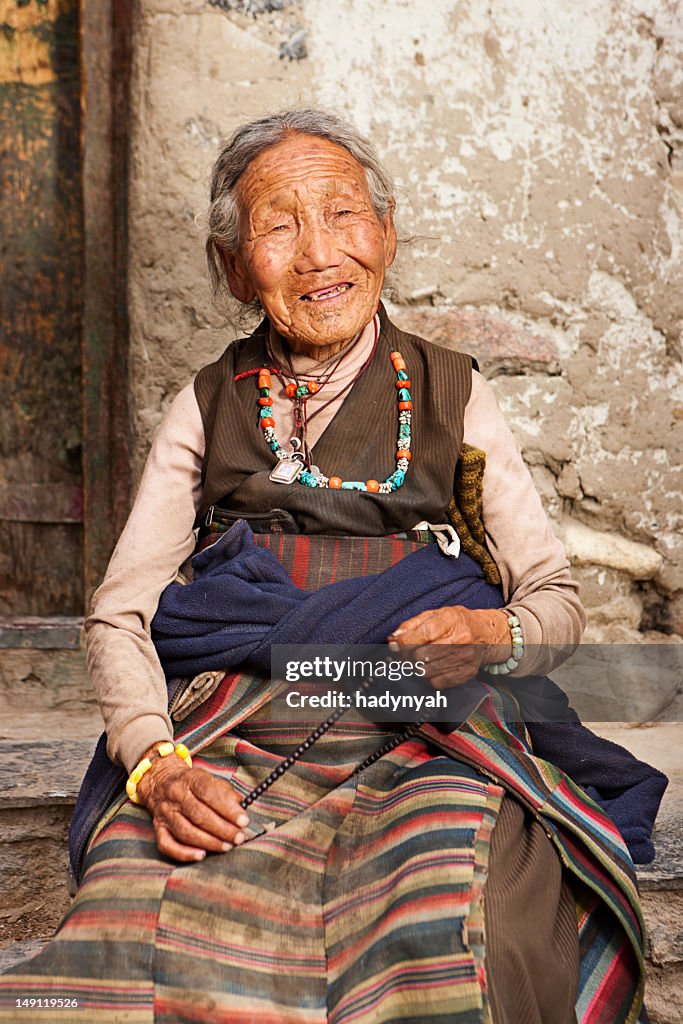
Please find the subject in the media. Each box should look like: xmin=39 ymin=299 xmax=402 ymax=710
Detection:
xmin=0 ymin=536 xmax=645 ymax=1023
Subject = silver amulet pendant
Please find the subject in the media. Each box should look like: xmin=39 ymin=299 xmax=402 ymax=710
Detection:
xmin=269 ymin=438 xmax=304 ymax=484
xmin=269 ymin=459 xmax=304 ymax=484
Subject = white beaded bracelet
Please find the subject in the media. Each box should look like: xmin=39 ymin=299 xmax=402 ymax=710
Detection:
xmin=482 ymin=614 xmax=524 ymax=675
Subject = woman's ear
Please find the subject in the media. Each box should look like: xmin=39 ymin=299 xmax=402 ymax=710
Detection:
xmin=222 ymin=250 xmax=256 ymax=304
xmin=382 ymin=199 xmax=398 ymax=270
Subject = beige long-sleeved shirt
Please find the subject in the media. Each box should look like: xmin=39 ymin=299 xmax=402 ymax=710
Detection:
xmin=85 ymin=339 xmax=585 ymax=772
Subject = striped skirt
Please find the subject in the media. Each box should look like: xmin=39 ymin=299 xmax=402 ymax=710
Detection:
xmin=0 ymin=535 xmax=645 ymax=1022
xmin=0 ymin=701 xmax=580 ymax=1024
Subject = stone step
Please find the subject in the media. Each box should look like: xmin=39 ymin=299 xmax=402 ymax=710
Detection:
xmin=0 ymin=636 xmax=96 ymax=725
xmin=0 ymin=625 xmax=101 ymax=958
xmin=593 ymin=725 xmax=683 ymax=893
xmin=0 ymin=737 xmax=100 ymax=952
xmin=571 ymin=724 xmax=683 ymax=1024
xmin=0 ymin=941 xmax=47 ymax=974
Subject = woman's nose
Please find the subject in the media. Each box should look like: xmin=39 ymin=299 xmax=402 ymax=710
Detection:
xmin=295 ymin=218 xmax=342 ymax=272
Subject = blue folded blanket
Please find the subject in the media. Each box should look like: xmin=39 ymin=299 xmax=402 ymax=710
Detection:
xmin=151 ymin=520 xmax=503 ymax=676
xmin=69 ymin=522 xmax=668 ymax=881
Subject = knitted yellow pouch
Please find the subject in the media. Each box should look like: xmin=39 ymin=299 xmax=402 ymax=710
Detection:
xmin=447 ymin=443 xmax=502 ymax=586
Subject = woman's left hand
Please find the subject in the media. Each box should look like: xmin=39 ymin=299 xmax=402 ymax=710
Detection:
xmin=388 ymin=606 xmax=511 ymax=689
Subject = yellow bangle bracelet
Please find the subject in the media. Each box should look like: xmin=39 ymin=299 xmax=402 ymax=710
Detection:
xmin=125 ymin=741 xmax=193 ymax=805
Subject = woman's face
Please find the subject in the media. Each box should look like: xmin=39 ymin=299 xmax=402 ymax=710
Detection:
xmin=224 ymin=134 xmax=397 ymax=355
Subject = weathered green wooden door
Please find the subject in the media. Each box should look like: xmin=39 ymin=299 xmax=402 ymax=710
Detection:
xmin=1 ymin=0 xmax=132 ymax=624
xmin=0 ymin=0 xmax=83 ymax=616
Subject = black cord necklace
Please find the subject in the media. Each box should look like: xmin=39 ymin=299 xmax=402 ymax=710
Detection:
xmin=265 ymin=324 xmax=375 ymax=468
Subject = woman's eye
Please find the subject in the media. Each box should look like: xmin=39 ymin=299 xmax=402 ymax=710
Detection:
xmin=270 ymin=223 xmax=290 ymax=233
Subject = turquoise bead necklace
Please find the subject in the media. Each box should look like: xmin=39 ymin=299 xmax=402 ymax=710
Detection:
xmin=257 ymin=321 xmax=413 ymax=492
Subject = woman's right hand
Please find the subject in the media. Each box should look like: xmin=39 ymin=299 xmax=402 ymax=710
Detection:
xmin=135 ymin=746 xmax=250 ymax=862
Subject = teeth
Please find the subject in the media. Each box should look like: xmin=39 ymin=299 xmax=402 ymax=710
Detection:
xmin=304 ymin=284 xmax=350 ymax=302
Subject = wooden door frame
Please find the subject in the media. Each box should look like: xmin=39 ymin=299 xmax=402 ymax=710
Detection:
xmin=81 ymin=0 xmax=134 ymax=604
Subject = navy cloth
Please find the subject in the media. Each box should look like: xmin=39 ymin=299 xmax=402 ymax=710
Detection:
xmin=69 ymin=522 xmax=667 ymax=881
xmin=507 ymin=677 xmax=668 ymax=864
xmin=150 ymin=520 xmax=503 ymax=677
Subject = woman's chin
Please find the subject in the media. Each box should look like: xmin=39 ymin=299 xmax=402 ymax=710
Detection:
xmin=276 ymin=304 xmax=372 ymax=356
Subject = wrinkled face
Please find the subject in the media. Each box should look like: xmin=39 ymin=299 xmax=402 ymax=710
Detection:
xmin=224 ymin=134 xmax=397 ymax=355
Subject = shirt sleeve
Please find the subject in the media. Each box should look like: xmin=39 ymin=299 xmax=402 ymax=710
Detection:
xmin=462 ymin=370 xmax=586 ymax=675
xmin=84 ymin=383 xmax=205 ymax=772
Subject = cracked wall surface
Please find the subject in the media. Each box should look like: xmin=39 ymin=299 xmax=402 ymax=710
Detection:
xmin=128 ymin=0 xmax=683 ymax=648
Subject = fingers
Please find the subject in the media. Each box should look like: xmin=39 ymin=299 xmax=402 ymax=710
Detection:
xmin=419 ymin=646 xmax=482 ymax=689
xmin=154 ymin=822 xmax=210 ymax=863
xmin=139 ymin=761 xmax=251 ymax=862
xmin=153 ymin=817 xmax=242 ymax=864
xmin=162 ymin=787 xmax=247 ymax=844
xmin=387 ymin=607 xmax=489 ymax=691
xmin=188 ymin=768 xmax=247 ymax=825
xmin=156 ymin=799 xmax=244 ymax=854
xmin=390 ymin=608 xmax=457 ymax=645
xmin=389 ymin=607 xmax=511 ymax=651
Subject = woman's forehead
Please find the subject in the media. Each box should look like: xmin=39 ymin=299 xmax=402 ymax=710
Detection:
xmin=237 ymin=135 xmax=371 ymax=212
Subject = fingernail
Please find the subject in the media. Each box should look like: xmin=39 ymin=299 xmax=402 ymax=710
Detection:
xmin=234 ymin=831 xmax=246 ymax=845
xmin=237 ymin=813 xmax=249 ymax=828
xmin=194 ymin=850 xmax=206 ymax=861
xmin=388 ymin=640 xmax=400 ymax=653
xmin=390 ymin=628 xmax=404 ymax=637
xmin=221 ymin=842 xmax=233 ymax=852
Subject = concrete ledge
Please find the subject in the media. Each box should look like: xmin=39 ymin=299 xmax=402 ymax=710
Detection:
xmin=592 ymin=724 xmax=683 ymax=1024
xmin=0 ymin=617 xmax=83 ymax=650
xmin=0 ymin=940 xmax=47 ymax=974
xmin=0 ymin=739 xmax=97 ymax=810
xmin=0 ymin=740 xmax=96 ymax=950
xmin=638 ymin=821 xmax=683 ymax=891
xmin=593 ymin=724 xmax=683 ymax=895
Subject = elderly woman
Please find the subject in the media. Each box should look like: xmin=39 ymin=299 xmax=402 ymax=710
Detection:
xmin=0 ymin=110 xmax=652 ymax=1024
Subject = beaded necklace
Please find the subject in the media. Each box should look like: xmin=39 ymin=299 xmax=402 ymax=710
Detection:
xmin=258 ymin=329 xmax=413 ymax=492
xmin=267 ymin=325 xmax=368 ymax=470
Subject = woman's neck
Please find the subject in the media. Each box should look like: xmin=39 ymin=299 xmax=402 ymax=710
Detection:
xmin=270 ymin=319 xmax=375 ymax=370
xmin=284 ymin=335 xmax=351 ymax=360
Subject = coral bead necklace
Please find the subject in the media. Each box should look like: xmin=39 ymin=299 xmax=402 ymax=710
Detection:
xmin=266 ymin=326 xmax=364 ymax=468
xmin=258 ymin=331 xmax=413 ymax=493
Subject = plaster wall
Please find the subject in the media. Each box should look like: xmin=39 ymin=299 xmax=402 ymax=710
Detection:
xmin=127 ymin=0 xmax=683 ymax=647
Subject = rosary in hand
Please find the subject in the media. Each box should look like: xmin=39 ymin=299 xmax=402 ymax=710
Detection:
xmin=239 ymin=676 xmax=425 ymax=810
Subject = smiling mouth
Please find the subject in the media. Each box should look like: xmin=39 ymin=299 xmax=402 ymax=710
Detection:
xmin=301 ymin=283 xmax=353 ymax=302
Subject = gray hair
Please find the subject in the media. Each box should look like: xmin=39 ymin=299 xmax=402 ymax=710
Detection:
xmin=206 ymin=109 xmax=395 ymax=306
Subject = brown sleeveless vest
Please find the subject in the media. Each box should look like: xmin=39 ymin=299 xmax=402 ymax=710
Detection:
xmin=194 ymin=307 xmax=473 ymax=536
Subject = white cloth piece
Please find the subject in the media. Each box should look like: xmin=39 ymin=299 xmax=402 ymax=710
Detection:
xmin=412 ymin=521 xmax=462 ymax=558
